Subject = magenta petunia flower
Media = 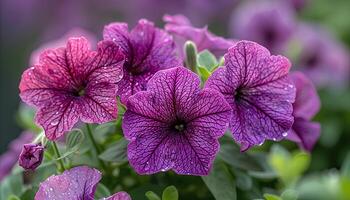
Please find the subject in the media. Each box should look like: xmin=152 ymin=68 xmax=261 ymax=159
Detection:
xmin=19 ymin=143 xmax=44 ymax=170
xmin=230 ymin=0 xmax=295 ymax=54
xmin=292 ymin=24 xmax=350 ymax=88
xmin=163 ymin=14 xmax=236 ymax=58
xmin=123 ymin=67 xmax=231 ymax=175
xmin=287 ymin=72 xmax=320 ymax=151
xmin=205 ymin=41 xmax=296 ymax=151
xmin=103 ymin=19 xmax=180 ymax=104
xmin=35 ymin=166 xmax=131 ymax=200
xmin=19 ymin=37 xmax=125 ymax=140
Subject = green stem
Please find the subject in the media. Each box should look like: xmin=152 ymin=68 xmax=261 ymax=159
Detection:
xmin=52 ymin=141 xmax=65 ymax=172
xmin=86 ymin=124 xmax=108 ymax=171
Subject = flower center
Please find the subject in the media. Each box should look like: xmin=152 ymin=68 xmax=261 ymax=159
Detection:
xmin=73 ymin=86 xmax=86 ymax=97
xmin=171 ymin=120 xmax=187 ymax=132
xmin=234 ymin=87 xmax=244 ymax=102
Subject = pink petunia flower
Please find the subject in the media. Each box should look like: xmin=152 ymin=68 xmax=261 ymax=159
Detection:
xmin=205 ymin=41 xmax=296 ymax=151
xmin=123 ymin=67 xmax=231 ymax=175
xmin=103 ymin=19 xmax=181 ymax=104
xmin=19 ymin=37 xmax=125 ymax=140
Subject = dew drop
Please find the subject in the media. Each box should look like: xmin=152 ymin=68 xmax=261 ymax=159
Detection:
xmin=30 ymin=67 xmax=35 ymax=70
xmin=272 ymin=137 xmax=277 ymax=141
xmin=282 ymin=132 xmax=288 ymax=137
xmin=51 ymin=121 xmax=59 ymax=126
xmin=258 ymin=141 xmax=264 ymax=146
xmin=161 ymin=168 xmax=167 ymax=172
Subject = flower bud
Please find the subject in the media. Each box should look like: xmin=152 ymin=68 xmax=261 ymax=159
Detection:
xmin=19 ymin=143 xmax=44 ymax=170
xmin=184 ymin=40 xmax=198 ymax=73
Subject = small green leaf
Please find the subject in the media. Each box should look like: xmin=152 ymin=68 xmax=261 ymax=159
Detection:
xmin=0 ymin=174 xmax=24 ymax=200
xmin=198 ymin=66 xmax=211 ymax=82
xmin=7 ymin=195 xmax=21 ymax=200
xmin=162 ymin=186 xmax=178 ymax=200
xmin=233 ymin=169 xmax=253 ymax=191
xmin=99 ymin=138 xmax=128 ymax=163
xmin=66 ymin=129 xmax=84 ymax=149
xmin=94 ymin=183 xmax=111 ymax=199
xmin=197 ymin=50 xmax=218 ymax=71
xmin=145 ymin=191 xmax=161 ymax=200
xmin=202 ymin=160 xmax=236 ymax=200
xmin=264 ymin=194 xmax=282 ymax=200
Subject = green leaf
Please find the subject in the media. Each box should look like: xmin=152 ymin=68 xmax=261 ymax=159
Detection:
xmin=202 ymin=160 xmax=236 ymax=200
xmin=268 ymin=145 xmax=310 ymax=186
xmin=99 ymin=138 xmax=128 ymax=163
xmin=7 ymin=195 xmax=21 ymax=200
xmin=198 ymin=66 xmax=211 ymax=82
xmin=162 ymin=186 xmax=178 ymax=200
xmin=233 ymin=169 xmax=252 ymax=191
xmin=94 ymin=183 xmax=111 ymax=199
xmin=145 ymin=191 xmax=161 ymax=200
xmin=197 ymin=50 xmax=218 ymax=71
xmin=56 ymin=129 xmax=85 ymax=160
xmin=264 ymin=194 xmax=282 ymax=200
xmin=0 ymin=174 xmax=24 ymax=200
xmin=218 ymin=143 xmax=261 ymax=171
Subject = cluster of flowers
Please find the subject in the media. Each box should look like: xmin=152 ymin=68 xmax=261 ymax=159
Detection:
xmin=15 ymin=14 xmax=320 ymax=199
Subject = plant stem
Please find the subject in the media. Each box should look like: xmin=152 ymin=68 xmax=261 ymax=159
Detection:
xmin=86 ymin=124 xmax=108 ymax=171
xmin=52 ymin=141 xmax=65 ymax=172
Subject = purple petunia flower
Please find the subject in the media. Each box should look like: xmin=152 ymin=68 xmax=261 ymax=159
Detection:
xmin=230 ymin=0 xmax=296 ymax=54
xmin=205 ymin=41 xmax=296 ymax=151
xmin=164 ymin=14 xmax=235 ymax=58
xmin=35 ymin=166 xmax=131 ymax=200
xmin=103 ymin=19 xmax=181 ymax=104
xmin=0 ymin=132 xmax=33 ymax=181
xmin=19 ymin=143 xmax=44 ymax=170
xmin=292 ymin=24 xmax=350 ymax=88
xmin=19 ymin=37 xmax=125 ymax=140
xmin=287 ymin=72 xmax=320 ymax=151
xmin=122 ymin=67 xmax=231 ymax=175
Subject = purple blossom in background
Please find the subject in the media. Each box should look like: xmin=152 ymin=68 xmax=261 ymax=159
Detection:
xmin=19 ymin=37 xmax=125 ymax=140
xmin=286 ymin=0 xmax=308 ymax=11
xmin=104 ymin=19 xmax=180 ymax=104
xmin=230 ymin=0 xmax=296 ymax=54
xmin=19 ymin=143 xmax=44 ymax=170
xmin=287 ymin=72 xmax=321 ymax=151
xmin=30 ymin=28 xmax=96 ymax=65
xmin=292 ymin=24 xmax=350 ymax=88
xmin=123 ymin=67 xmax=231 ymax=175
xmin=0 ymin=132 xmax=33 ymax=181
xmin=205 ymin=41 xmax=296 ymax=151
xmin=35 ymin=166 xmax=131 ymax=200
xmin=164 ymin=14 xmax=235 ymax=58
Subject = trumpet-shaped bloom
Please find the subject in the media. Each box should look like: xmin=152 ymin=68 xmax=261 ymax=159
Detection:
xmin=123 ymin=67 xmax=231 ymax=175
xmin=35 ymin=166 xmax=131 ymax=200
xmin=293 ymin=24 xmax=350 ymax=88
xmin=163 ymin=14 xmax=235 ymax=58
xmin=230 ymin=0 xmax=295 ymax=53
xmin=103 ymin=19 xmax=180 ymax=104
xmin=287 ymin=72 xmax=320 ymax=151
xmin=19 ymin=37 xmax=124 ymax=140
xmin=205 ymin=41 xmax=296 ymax=151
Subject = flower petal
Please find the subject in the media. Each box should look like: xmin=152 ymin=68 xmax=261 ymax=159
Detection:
xmin=206 ymin=41 xmax=295 ymax=150
xmin=290 ymin=72 xmax=320 ymax=119
xmin=35 ymin=166 xmax=101 ymax=200
xmin=35 ymin=97 xmax=79 ymax=140
xmin=288 ymin=118 xmax=321 ymax=152
xmin=103 ymin=22 xmax=131 ymax=57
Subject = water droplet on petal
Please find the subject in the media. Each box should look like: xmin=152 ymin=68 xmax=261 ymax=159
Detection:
xmin=282 ymin=132 xmax=288 ymax=137
xmin=272 ymin=137 xmax=277 ymax=141
xmin=258 ymin=141 xmax=264 ymax=146
xmin=51 ymin=121 xmax=59 ymax=126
